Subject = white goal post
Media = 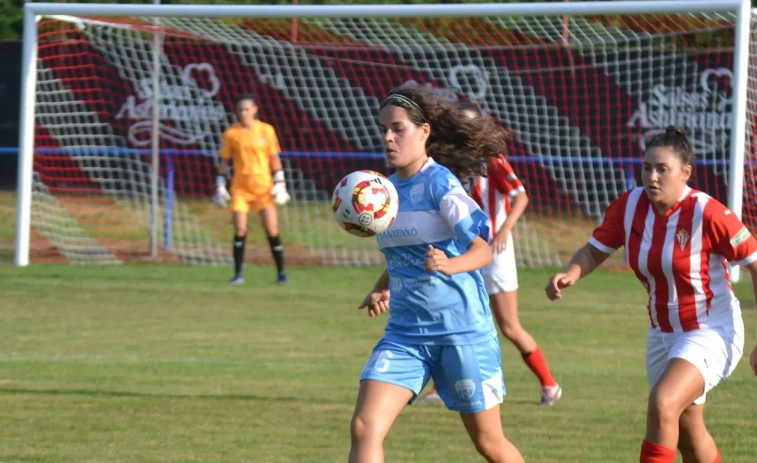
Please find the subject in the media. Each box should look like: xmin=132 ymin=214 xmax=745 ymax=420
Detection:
xmin=14 ymin=0 xmax=756 ymax=269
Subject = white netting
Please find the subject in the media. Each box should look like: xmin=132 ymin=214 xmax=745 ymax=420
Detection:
xmin=16 ymin=5 xmax=755 ymax=266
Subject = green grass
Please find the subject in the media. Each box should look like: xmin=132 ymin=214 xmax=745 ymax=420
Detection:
xmin=0 ymin=264 xmax=755 ymax=462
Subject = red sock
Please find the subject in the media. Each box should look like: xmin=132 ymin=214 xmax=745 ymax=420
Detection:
xmin=640 ymin=440 xmax=676 ymax=463
xmin=712 ymin=449 xmax=720 ymax=463
xmin=522 ymin=346 xmax=556 ymax=387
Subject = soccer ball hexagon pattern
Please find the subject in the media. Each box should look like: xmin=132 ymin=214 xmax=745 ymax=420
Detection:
xmin=331 ymin=170 xmax=399 ymax=237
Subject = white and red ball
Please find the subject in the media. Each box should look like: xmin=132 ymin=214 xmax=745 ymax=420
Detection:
xmin=331 ymin=170 xmax=399 ymax=237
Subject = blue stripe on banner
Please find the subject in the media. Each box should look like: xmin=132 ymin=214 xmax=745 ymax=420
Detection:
xmin=0 ymin=147 xmax=739 ymax=167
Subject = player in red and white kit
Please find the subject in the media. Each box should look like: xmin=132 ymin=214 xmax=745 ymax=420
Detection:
xmin=546 ymin=126 xmax=757 ymax=463
xmin=419 ymin=102 xmax=561 ymax=406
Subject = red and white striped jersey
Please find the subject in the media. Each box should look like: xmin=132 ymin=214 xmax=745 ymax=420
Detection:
xmin=589 ymin=186 xmax=757 ymax=333
xmin=470 ymin=156 xmax=525 ymax=241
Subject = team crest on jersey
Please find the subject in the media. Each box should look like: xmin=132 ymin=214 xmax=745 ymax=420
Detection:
xmin=675 ymin=228 xmax=690 ymax=250
xmin=410 ymin=183 xmax=425 ymax=203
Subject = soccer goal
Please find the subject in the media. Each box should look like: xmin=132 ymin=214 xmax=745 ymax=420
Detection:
xmin=14 ymin=0 xmax=757 ymax=267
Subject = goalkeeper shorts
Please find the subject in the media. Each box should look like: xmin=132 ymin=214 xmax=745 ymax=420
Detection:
xmin=231 ymin=189 xmax=275 ymax=213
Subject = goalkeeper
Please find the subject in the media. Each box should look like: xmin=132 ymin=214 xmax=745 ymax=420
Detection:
xmin=215 ymin=94 xmax=290 ymax=284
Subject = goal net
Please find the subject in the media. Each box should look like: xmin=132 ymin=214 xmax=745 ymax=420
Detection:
xmin=13 ymin=2 xmax=757 ymax=266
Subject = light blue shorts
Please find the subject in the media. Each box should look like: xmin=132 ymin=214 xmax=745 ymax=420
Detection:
xmin=359 ymin=336 xmax=505 ymax=413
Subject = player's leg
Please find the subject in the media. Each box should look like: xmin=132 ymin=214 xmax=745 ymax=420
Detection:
xmin=678 ymin=404 xmax=719 ymax=463
xmin=230 ymin=197 xmax=249 ymax=283
xmin=351 ymin=340 xmax=428 ymax=463
xmin=436 ymin=338 xmax=523 ymax=462
xmin=460 ymin=405 xmax=524 ymax=463
xmin=258 ymin=200 xmax=287 ymax=283
xmin=349 ymin=380 xmax=413 ymax=463
xmin=485 ymin=239 xmax=558 ymax=403
xmin=643 ymin=325 xmax=742 ymax=463
xmin=644 ymin=358 xmax=704 ymax=453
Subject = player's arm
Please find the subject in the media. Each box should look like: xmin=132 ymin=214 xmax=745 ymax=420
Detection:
xmin=492 ymin=190 xmax=528 ymax=254
xmin=425 ymin=236 xmax=492 ymax=276
xmin=545 ymin=243 xmax=610 ymax=301
xmin=213 ymin=156 xmax=231 ymax=208
xmin=358 ymin=269 xmax=390 ymax=317
xmin=217 ymin=157 xmax=230 ymax=177
xmin=268 ymin=133 xmax=290 ymax=205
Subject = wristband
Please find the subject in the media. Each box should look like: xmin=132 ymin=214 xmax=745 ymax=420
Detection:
xmin=273 ymin=170 xmax=285 ymax=183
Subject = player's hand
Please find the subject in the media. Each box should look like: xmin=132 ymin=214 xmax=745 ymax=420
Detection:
xmin=213 ymin=175 xmax=230 ymax=208
xmin=272 ymin=170 xmax=290 ymax=205
xmin=491 ymin=229 xmax=510 ymax=254
xmin=545 ymin=272 xmax=576 ymax=301
xmin=750 ymin=341 xmax=757 ymax=376
xmin=358 ymin=289 xmax=390 ymax=317
xmin=272 ymin=183 xmax=290 ymax=205
xmin=425 ymin=244 xmax=451 ymax=275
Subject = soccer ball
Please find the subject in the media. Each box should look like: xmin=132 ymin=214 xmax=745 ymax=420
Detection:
xmin=331 ymin=170 xmax=399 ymax=237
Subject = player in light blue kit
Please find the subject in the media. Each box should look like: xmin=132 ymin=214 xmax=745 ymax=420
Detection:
xmin=348 ymin=86 xmax=524 ymax=463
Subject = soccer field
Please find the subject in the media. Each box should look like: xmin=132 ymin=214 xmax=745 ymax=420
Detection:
xmin=0 ymin=263 xmax=755 ymax=462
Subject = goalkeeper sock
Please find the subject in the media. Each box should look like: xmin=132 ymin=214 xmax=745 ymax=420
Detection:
xmin=233 ymin=235 xmax=246 ymax=276
xmin=522 ymin=346 xmax=556 ymax=387
xmin=268 ymin=235 xmax=285 ymax=273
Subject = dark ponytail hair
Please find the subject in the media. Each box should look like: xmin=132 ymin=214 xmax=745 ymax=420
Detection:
xmin=380 ymin=86 xmax=509 ymax=182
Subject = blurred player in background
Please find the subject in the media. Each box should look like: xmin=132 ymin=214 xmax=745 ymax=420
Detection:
xmin=350 ymin=85 xmax=524 ymax=463
xmin=215 ymin=94 xmax=290 ymax=284
xmin=418 ymin=101 xmax=561 ymax=406
xmin=546 ymin=126 xmax=757 ymax=463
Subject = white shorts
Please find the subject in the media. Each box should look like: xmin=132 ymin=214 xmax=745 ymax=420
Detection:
xmin=482 ymin=231 xmax=517 ymax=294
xmin=646 ymin=319 xmax=744 ymax=405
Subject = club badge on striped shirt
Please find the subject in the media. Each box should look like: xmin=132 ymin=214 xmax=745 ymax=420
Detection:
xmin=676 ymin=229 xmax=690 ymax=250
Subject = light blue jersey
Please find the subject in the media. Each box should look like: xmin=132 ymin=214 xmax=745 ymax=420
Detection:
xmin=376 ymin=158 xmax=496 ymax=345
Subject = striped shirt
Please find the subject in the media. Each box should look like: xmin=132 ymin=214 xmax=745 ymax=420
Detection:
xmin=470 ymin=156 xmax=525 ymax=240
xmin=589 ymin=186 xmax=757 ymax=333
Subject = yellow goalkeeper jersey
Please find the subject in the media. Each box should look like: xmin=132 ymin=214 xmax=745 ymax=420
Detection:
xmin=218 ymin=121 xmax=281 ymax=195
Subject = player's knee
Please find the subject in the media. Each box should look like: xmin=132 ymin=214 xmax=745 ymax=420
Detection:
xmin=647 ymin=389 xmax=683 ymax=425
xmin=471 ymin=431 xmax=504 ymax=460
xmin=350 ymin=414 xmax=379 ymax=444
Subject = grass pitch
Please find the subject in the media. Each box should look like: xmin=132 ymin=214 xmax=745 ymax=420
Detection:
xmin=0 ymin=263 xmax=755 ymax=462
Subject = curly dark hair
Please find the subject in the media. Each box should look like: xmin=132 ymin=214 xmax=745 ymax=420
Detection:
xmin=379 ymin=86 xmax=509 ymax=182
xmin=645 ymin=126 xmax=695 ymax=166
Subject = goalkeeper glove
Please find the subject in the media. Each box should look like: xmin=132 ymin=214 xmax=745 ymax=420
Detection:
xmin=271 ymin=170 xmax=291 ymax=205
xmin=213 ymin=175 xmax=231 ymax=208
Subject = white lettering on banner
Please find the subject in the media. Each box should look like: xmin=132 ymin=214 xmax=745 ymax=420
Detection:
xmin=403 ymin=79 xmax=460 ymax=102
xmin=449 ymin=64 xmax=488 ymax=100
xmin=626 ymin=68 xmax=733 ymax=155
xmin=403 ymin=64 xmax=488 ymax=102
xmin=115 ymin=63 xmax=227 ymax=146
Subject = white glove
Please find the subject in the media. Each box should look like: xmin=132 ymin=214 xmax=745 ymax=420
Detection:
xmin=213 ymin=175 xmax=231 ymax=208
xmin=271 ymin=170 xmax=290 ymax=205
